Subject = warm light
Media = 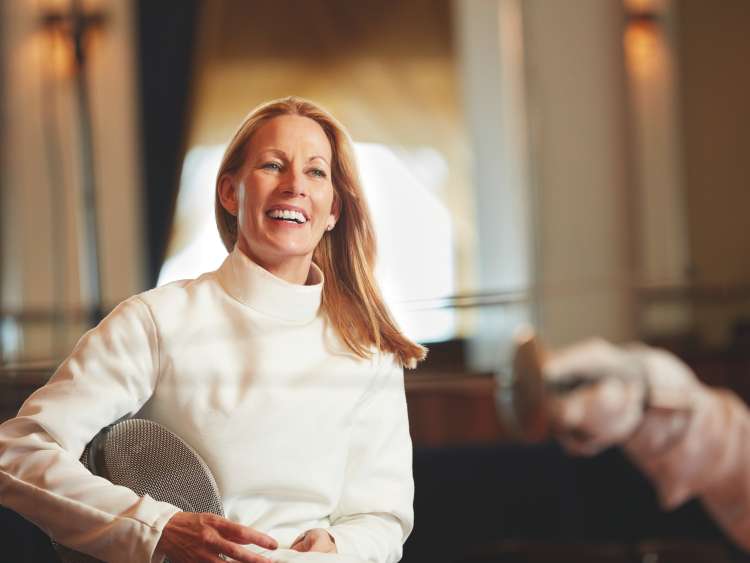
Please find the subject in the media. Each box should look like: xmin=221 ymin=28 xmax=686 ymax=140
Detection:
xmin=624 ymin=19 xmax=662 ymax=78
xmin=46 ymin=27 xmax=76 ymax=78
xmin=624 ymin=0 xmax=671 ymax=15
xmin=623 ymin=0 xmax=668 ymax=78
xmin=159 ymin=142 xmax=457 ymax=343
xmin=38 ymin=4 xmax=106 ymax=78
xmin=624 ymin=0 xmax=657 ymax=13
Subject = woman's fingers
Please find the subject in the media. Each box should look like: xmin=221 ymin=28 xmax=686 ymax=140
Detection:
xmin=210 ymin=537 xmax=275 ymax=563
xmin=290 ymin=529 xmax=336 ymax=553
xmin=205 ymin=554 xmax=271 ymax=563
xmin=291 ymin=533 xmax=312 ymax=552
xmin=309 ymin=536 xmax=331 ymax=552
xmin=290 ymin=533 xmax=306 ymax=552
xmin=212 ymin=515 xmax=278 ymax=550
xmin=157 ymin=512 xmax=277 ymax=563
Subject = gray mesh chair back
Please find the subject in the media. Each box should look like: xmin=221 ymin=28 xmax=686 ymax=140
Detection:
xmin=54 ymin=418 xmax=224 ymax=563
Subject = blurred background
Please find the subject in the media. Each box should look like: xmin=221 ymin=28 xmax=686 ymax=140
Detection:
xmin=2 ymin=0 xmax=750 ymax=561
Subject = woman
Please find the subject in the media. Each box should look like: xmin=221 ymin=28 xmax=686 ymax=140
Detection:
xmin=0 ymin=97 xmax=426 ymax=563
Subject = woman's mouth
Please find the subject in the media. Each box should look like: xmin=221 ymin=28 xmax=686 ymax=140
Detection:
xmin=266 ymin=209 xmax=308 ymax=224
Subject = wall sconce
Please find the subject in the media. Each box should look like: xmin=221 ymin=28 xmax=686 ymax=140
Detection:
xmin=624 ymin=8 xmax=662 ymax=77
xmin=39 ymin=0 xmax=108 ymax=326
xmin=40 ymin=1 xmax=106 ymax=76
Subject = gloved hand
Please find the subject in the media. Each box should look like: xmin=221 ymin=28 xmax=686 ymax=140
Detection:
xmin=541 ymin=337 xmax=750 ymax=550
xmin=544 ymin=338 xmax=700 ymax=456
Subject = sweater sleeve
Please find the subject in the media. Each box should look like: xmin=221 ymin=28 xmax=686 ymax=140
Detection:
xmin=0 ymin=296 xmax=181 ymax=563
xmin=327 ymin=354 xmax=414 ymax=563
xmin=626 ymin=384 xmax=750 ymax=552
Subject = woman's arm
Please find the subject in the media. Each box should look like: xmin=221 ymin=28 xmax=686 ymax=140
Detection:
xmin=325 ymin=354 xmax=414 ymax=563
xmin=0 ymin=297 xmax=180 ymax=563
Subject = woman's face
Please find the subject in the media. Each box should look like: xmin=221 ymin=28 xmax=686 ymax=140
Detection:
xmin=220 ymin=115 xmax=338 ymax=282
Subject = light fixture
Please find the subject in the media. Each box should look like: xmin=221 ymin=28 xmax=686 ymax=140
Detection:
xmin=39 ymin=0 xmax=107 ymax=326
xmin=624 ymin=3 xmax=662 ymax=78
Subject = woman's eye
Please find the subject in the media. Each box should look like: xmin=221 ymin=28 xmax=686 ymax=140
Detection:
xmin=309 ymin=168 xmax=327 ymax=178
xmin=262 ymin=162 xmax=282 ymax=171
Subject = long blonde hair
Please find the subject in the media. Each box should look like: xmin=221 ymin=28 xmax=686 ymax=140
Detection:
xmin=215 ymin=96 xmax=427 ymax=368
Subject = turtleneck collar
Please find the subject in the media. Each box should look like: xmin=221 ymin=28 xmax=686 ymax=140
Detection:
xmin=216 ymin=245 xmax=323 ymax=323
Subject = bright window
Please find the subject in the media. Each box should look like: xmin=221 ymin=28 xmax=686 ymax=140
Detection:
xmin=159 ymin=142 xmax=456 ymax=343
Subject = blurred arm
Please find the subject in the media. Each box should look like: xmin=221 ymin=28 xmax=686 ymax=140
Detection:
xmin=547 ymin=339 xmax=750 ymax=551
xmin=624 ymin=349 xmax=750 ymax=551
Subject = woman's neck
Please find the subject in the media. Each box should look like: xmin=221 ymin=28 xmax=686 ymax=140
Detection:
xmin=236 ymin=240 xmax=313 ymax=285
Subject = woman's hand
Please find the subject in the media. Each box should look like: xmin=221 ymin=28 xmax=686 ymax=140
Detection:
xmin=290 ymin=528 xmax=337 ymax=554
xmin=156 ymin=512 xmax=277 ymax=563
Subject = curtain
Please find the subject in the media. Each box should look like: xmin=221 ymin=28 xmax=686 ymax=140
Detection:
xmin=135 ymin=0 xmax=199 ymax=286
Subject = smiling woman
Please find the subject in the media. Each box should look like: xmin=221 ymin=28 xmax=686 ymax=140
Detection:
xmin=214 ymin=97 xmax=427 ymax=366
xmin=0 ymin=97 xmax=426 ymax=563
xmin=217 ymin=114 xmax=338 ymax=285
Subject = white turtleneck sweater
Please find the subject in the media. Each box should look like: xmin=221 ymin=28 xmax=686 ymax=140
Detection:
xmin=0 ymin=247 xmax=414 ymax=563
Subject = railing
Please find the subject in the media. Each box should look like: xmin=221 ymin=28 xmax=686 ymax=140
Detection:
xmin=635 ymin=282 xmax=750 ymax=303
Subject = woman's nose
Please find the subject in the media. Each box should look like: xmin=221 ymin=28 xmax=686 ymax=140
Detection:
xmin=280 ymin=168 xmax=306 ymax=197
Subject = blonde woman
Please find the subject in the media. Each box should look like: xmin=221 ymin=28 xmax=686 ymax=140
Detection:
xmin=0 ymin=97 xmax=426 ymax=563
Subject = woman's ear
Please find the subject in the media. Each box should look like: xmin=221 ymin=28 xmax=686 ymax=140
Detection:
xmin=327 ymin=194 xmax=341 ymax=230
xmin=218 ymin=174 xmax=238 ymax=216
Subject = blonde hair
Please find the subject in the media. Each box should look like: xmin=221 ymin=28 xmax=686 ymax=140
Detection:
xmin=215 ymin=96 xmax=427 ymax=368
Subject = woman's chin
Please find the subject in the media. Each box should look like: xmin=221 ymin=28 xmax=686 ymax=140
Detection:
xmin=264 ymin=242 xmax=317 ymax=263
xmin=239 ymin=230 xmax=323 ymax=264
xmin=267 ymin=232 xmax=323 ymax=254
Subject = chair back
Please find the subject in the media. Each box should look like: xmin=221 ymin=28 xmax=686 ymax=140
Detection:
xmin=54 ymin=418 xmax=224 ymax=563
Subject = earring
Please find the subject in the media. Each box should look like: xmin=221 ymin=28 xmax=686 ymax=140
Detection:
xmin=327 ymin=224 xmax=334 ymax=231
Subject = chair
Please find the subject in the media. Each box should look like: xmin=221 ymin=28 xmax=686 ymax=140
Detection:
xmin=53 ymin=418 xmax=224 ymax=563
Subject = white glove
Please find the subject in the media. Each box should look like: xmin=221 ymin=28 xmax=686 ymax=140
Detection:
xmin=545 ymin=338 xmax=700 ymax=456
xmin=544 ymin=337 xmax=750 ymax=552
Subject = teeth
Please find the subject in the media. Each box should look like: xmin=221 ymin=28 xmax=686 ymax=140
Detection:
xmin=267 ymin=209 xmax=307 ymax=223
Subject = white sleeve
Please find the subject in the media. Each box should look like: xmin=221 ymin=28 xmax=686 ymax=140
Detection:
xmin=0 ymin=296 xmax=181 ymax=563
xmin=327 ymin=355 xmax=414 ymax=563
xmin=626 ymin=384 xmax=750 ymax=552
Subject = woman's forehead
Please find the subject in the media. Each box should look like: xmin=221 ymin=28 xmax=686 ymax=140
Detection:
xmin=248 ymin=115 xmax=332 ymax=160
